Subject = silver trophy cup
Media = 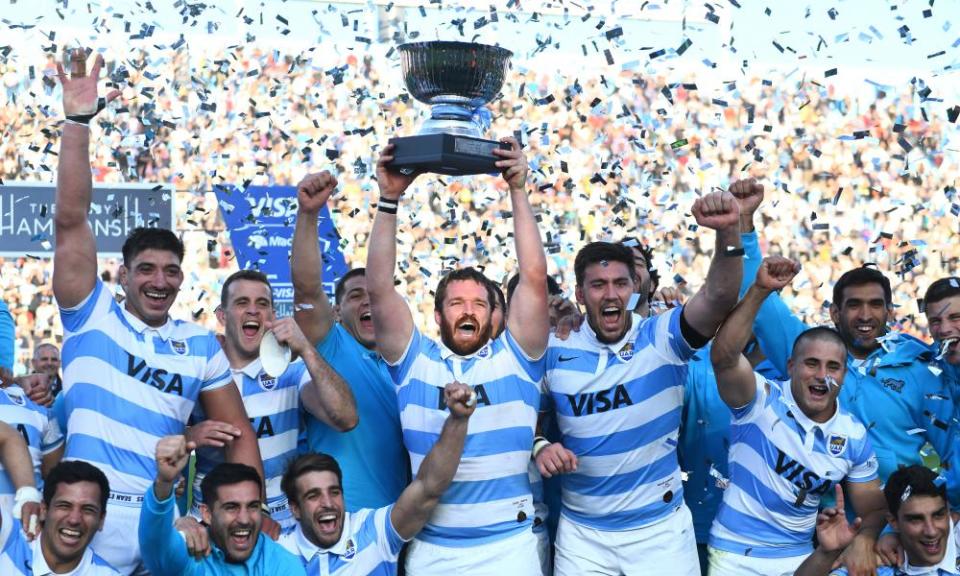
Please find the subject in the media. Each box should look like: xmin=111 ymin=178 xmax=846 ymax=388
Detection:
xmin=388 ymin=41 xmax=513 ymax=176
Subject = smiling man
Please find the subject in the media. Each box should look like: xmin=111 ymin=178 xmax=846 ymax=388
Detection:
xmin=278 ymin=381 xmax=475 ymax=575
xmin=140 ymin=435 xmax=304 ymax=576
xmin=797 ymin=465 xmax=958 ymax=576
xmin=366 ymin=138 xmax=549 ymax=574
xmin=536 ymin=190 xmax=743 ymax=576
xmin=707 ymin=257 xmax=886 ymax=576
xmin=0 ymin=459 xmax=119 ymax=575
xmin=52 ymin=49 xmax=265 ymax=573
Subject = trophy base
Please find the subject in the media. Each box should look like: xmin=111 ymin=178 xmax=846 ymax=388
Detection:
xmin=388 ymin=134 xmax=509 ymax=176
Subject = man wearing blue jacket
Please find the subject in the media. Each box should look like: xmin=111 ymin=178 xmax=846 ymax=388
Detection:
xmin=140 ymin=435 xmax=305 ymax=576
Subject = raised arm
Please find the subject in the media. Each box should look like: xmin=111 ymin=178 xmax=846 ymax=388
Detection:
xmin=291 ymin=172 xmax=339 ymax=347
xmin=838 ymin=479 xmax=887 ymax=576
xmin=142 ymin=435 xmax=196 ymax=576
xmin=366 ymin=144 xmax=417 ymax=363
xmin=270 ymin=317 xmax=357 ymax=431
xmin=391 ymin=381 xmax=474 ymax=540
xmin=497 ymin=138 xmax=549 ymax=358
xmin=53 ymin=51 xmax=119 ymax=308
xmin=712 ymin=257 xmax=801 ymax=408
xmin=795 ymin=484 xmax=860 ymax=576
xmin=682 ymin=191 xmax=743 ymax=339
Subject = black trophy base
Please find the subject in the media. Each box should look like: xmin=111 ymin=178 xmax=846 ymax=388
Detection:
xmin=388 ymin=134 xmax=510 ymax=176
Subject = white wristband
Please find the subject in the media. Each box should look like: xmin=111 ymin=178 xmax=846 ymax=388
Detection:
xmin=13 ymin=486 xmax=42 ymax=517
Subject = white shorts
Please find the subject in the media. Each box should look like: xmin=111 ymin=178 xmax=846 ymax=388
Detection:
xmin=90 ymin=495 xmax=149 ymax=576
xmin=554 ymin=505 xmax=700 ymax=576
xmin=534 ymin=528 xmax=551 ymax=576
xmin=707 ymin=546 xmax=807 ymax=576
xmin=405 ymin=529 xmax=541 ymax=576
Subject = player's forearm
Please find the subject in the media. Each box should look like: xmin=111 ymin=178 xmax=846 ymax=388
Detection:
xmin=0 ymin=424 xmax=35 ymax=490
xmin=301 ymin=348 xmax=358 ymax=431
xmin=510 ymin=184 xmax=548 ymax=284
xmin=794 ymin=547 xmax=840 ymax=576
xmin=291 ymin=210 xmax=326 ymax=302
xmin=712 ymin=285 xmax=769 ymax=368
xmin=366 ymin=208 xmax=399 ymax=301
xmin=702 ymin=225 xmax=743 ymax=309
xmin=224 ymin=420 xmax=267 ymax=496
xmin=416 ymin=415 xmax=469 ymax=499
xmin=55 ymin=124 xmax=93 ymax=227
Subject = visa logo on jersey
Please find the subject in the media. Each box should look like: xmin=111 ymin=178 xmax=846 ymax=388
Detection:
xmin=127 ymin=353 xmax=184 ymax=396
xmin=773 ymin=449 xmax=833 ymax=500
xmin=566 ymin=384 xmax=634 ymax=416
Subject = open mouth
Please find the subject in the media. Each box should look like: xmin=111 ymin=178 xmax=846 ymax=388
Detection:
xmin=59 ymin=527 xmax=83 ymax=546
xmin=359 ymin=311 xmax=372 ymax=326
xmin=457 ymin=320 xmax=477 ymax=336
xmin=601 ymin=305 xmax=622 ymax=324
xmin=144 ymin=289 xmax=170 ymax=303
xmin=229 ymin=527 xmax=253 ymax=549
xmin=808 ymin=383 xmax=829 ymax=399
xmin=919 ymin=536 xmax=942 ymax=555
xmin=854 ymin=324 xmax=875 ymax=338
xmin=938 ymin=338 xmax=959 ymax=359
xmin=316 ymin=512 xmax=338 ymax=533
xmin=242 ymin=320 xmax=260 ymax=338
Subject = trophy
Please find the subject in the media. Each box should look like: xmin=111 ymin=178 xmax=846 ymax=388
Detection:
xmin=388 ymin=41 xmax=513 ymax=176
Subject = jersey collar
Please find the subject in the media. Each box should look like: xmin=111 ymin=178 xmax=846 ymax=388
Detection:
xmin=32 ymin=535 xmax=95 ymax=576
xmin=234 ymin=357 xmax=264 ymax=380
xmin=121 ymin=306 xmax=175 ymax=341
xmin=439 ymin=339 xmax=493 ymax=361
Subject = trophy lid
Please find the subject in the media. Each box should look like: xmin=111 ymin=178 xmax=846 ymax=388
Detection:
xmin=398 ymin=41 xmax=513 ymax=106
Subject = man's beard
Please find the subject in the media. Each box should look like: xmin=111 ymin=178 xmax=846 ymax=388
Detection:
xmin=440 ymin=314 xmax=492 ymax=356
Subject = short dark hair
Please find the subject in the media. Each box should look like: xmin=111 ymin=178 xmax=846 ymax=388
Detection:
xmin=221 ymin=269 xmax=273 ymax=309
xmin=201 ymin=463 xmax=263 ymax=508
xmin=121 ymin=227 xmax=185 ymax=268
xmin=618 ymin=237 xmax=661 ymax=296
xmin=490 ymin=280 xmax=506 ymax=312
xmin=43 ymin=460 xmax=110 ymax=512
xmin=505 ymin=273 xmax=561 ymax=305
xmin=923 ymin=277 xmax=960 ymax=313
xmin=335 ymin=268 xmax=367 ymax=305
xmin=791 ymin=326 xmax=846 ymax=358
xmin=281 ymin=453 xmax=343 ymax=505
xmin=884 ymin=465 xmax=947 ymax=518
xmin=832 ymin=266 xmax=892 ymax=309
xmin=434 ymin=267 xmax=495 ymax=312
xmin=574 ymin=242 xmax=636 ymax=287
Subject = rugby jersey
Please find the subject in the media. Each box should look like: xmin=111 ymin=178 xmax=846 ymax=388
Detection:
xmin=279 ymin=506 xmax=405 ymax=576
xmin=0 ymin=386 xmax=63 ymax=547
xmin=544 ymin=307 xmax=695 ymax=530
xmin=388 ymin=328 xmax=542 ymax=546
xmin=59 ymin=279 xmax=232 ymax=495
xmin=0 ymin=386 xmax=63 ymax=493
xmin=0 ymin=519 xmax=120 ymax=575
xmin=710 ymin=373 xmax=879 ymax=558
xmin=192 ymin=357 xmax=308 ymax=531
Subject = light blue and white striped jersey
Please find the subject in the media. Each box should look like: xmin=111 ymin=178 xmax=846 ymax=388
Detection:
xmin=279 ymin=506 xmax=405 ymax=576
xmin=710 ymin=373 xmax=879 ymax=558
xmin=0 ymin=519 xmax=120 ymax=575
xmin=544 ymin=308 xmax=696 ymax=530
xmin=388 ymin=328 xmax=542 ymax=547
xmin=59 ymin=279 xmax=232 ymax=495
xmin=192 ymin=357 xmax=308 ymax=531
xmin=0 ymin=386 xmax=63 ymax=548
xmin=0 ymin=386 xmax=63 ymax=494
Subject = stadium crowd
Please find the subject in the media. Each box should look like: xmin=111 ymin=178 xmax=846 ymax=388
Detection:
xmin=0 ymin=8 xmax=959 ymax=576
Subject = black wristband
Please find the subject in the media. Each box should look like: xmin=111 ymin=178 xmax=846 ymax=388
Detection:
xmin=66 ymin=97 xmax=107 ymax=125
xmin=377 ymin=197 xmax=399 ymax=215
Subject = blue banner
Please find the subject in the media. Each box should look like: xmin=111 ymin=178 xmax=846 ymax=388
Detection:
xmin=214 ymin=185 xmax=348 ymax=318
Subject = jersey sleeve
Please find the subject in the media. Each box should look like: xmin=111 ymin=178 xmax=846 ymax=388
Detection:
xmin=378 ymin=505 xmax=408 ymax=559
xmin=386 ymin=327 xmax=422 ymax=386
xmin=199 ymin=336 xmax=232 ymax=392
xmin=658 ymin=308 xmax=697 ymax=362
xmin=504 ymin=329 xmax=546 ymax=382
xmin=846 ymin=435 xmax=880 ymax=483
xmin=40 ymin=409 xmax=64 ymax=454
xmin=729 ymin=372 xmax=769 ymax=421
xmin=59 ymin=278 xmax=113 ymax=336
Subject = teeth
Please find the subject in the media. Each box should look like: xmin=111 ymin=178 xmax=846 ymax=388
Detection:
xmin=61 ymin=528 xmax=81 ymax=537
xmin=360 ymin=312 xmax=371 ymax=320
xmin=242 ymin=322 xmax=259 ymax=329
xmin=233 ymin=530 xmax=250 ymax=536
xmin=145 ymin=291 xmax=167 ymax=299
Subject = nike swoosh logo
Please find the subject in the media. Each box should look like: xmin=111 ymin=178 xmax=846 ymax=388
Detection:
xmin=558 ymin=355 xmax=578 ymax=362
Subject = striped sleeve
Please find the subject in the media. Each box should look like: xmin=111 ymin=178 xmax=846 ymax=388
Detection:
xmin=41 ymin=410 xmax=64 ymax=454
xmin=199 ymin=338 xmax=232 ymax=392
xmin=503 ymin=329 xmax=545 ymax=382
xmin=377 ymin=505 xmax=406 ymax=559
xmin=847 ymin=434 xmax=879 ymax=482
xmin=729 ymin=372 xmax=768 ymax=421
xmin=59 ymin=279 xmax=112 ymax=334
xmin=386 ymin=327 xmax=422 ymax=385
